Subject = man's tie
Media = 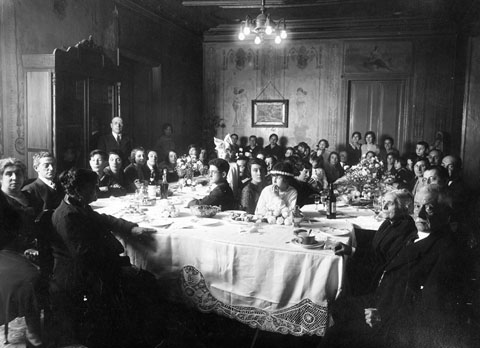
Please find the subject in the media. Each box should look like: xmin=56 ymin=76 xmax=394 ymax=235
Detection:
xmin=116 ymin=134 xmax=121 ymax=145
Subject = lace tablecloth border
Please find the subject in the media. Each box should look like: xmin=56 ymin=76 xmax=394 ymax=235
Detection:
xmin=180 ymin=265 xmax=329 ymax=336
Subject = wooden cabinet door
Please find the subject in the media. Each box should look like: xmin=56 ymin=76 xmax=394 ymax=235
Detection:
xmin=347 ymin=79 xmax=407 ymax=151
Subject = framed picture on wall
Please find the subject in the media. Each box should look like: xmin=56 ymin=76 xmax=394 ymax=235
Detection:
xmin=252 ymin=100 xmax=289 ymax=128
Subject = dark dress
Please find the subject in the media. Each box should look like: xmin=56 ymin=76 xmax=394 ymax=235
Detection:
xmin=263 ymin=144 xmax=284 ymax=160
xmin=50 ymin=197 xmax=163 ymax=347
xmin=346 ymin=143 xmax=362 ymax=166
xmin=0 ymin=191 xmax=41 ymax=332
xmin=240 ymin=182 xmax=264 ymax=214
xmin=324 ymin=163 xmax=345 ymax=183
xmin=123 ymin=163 xmax=149 ymax=186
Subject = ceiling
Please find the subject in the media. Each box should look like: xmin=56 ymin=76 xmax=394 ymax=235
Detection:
xmin=129 ymin=0 xmax=479 ymax=37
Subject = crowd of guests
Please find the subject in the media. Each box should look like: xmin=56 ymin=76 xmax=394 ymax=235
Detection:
xmin=0 ymin=115 xmax=476 ymax=348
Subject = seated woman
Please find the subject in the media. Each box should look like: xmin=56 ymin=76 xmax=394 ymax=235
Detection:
xmin=310 ymin=157 xmax=328 ymax=191
xmin=292 ymin=159 xmax=319 ymax=207
xmin=50 ymin=168 xmax=162 ymax=348
xmin=214 ymin=135 xmax=239 ymax=199
xmin=145 ymin=149 xmax=161 ymax=183
xmin=240 ymin=158 xmax=267 ymax=214
xmin=89 ymin=149 xmax=122 ymax=198
xmin=159 ymin=150 xmax=179 ymax=183
xmin=384 ymin=152 xmax=397 ymax=177
xmin=0 ymin=158 xmax=43 ymax=347
xmin=334 ymin=189 xmax=416 ymax=294
xmin=187 ymin=158 xmax=235 ymax=211
xmin=104 ymin=150 xmax=131 ymax=194
xmin=325 ymin=151 xmax=345 ymax=183
xmin=255 ymin=162 xmax=298 ymax=215
xmin=123 ymin=147 xmax=149 ymax=188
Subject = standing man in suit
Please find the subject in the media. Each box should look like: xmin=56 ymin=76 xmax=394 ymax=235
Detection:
xmin=97 ymin=116 xmax=132 ymax=166
xmin=22 ymin=151 xmax=64 ymax=216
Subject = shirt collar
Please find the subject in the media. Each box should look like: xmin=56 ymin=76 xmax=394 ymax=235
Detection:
xmin=39 ymin=176 xmax=55 ymax=189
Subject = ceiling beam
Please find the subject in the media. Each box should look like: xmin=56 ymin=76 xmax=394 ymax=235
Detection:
xmin=182 ymin=0 xmax=363 ymax=9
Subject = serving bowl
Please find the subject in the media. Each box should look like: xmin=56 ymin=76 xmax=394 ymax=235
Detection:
xmin=189 ymin=205 xmax=220 ymax=218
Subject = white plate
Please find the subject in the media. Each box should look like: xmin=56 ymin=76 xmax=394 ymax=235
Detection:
xmin=224 ymin=210 xmax=247 ymax=214
xmin=291 ymin=238 xmax=325 ymax=249
xmin=190 ymin=218 xmax=221 ymax=226
xmin=148 ymin=218 xmax=174 ymax=227
xmin=319 ymin=227 xmax=351 ymax=236
xmin=121 ymin=214 xmax=146 ymax=224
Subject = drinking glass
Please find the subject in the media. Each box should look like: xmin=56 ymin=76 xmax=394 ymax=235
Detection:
xmin=320 ymin=191 xmax=327 ymax=209
xmin=314 ymin=194 xmax=321 ymax=211
xmin=372 ymin=196 xmax=382 ymax=215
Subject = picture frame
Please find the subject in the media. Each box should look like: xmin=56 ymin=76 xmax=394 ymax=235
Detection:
xmin=251 ymin=99 xmax=289 ymax=128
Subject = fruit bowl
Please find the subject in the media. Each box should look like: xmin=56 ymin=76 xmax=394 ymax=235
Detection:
xmin=189 ymin=205 xmax=220 ymax=218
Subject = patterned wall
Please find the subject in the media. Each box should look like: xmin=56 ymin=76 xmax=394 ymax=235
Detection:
xmin=204 ymin=35 xmax=458 ymax=155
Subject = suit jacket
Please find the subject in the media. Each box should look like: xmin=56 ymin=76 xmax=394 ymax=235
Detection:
xmin=97 ymin=133 xmax=132 ymax=164
xmin=22 ymin=178 xmax=63 ymax=216
xmin=51 ymin=197 xmax=137 ymax=294
xmin=188 ymin=181 xmax=235 ymax=211
xmin=374 ymin=226 xmax=463 ymax=328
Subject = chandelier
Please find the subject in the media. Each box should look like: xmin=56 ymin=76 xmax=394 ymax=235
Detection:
xmin=238 ymin=0 xmax=287 ymax=45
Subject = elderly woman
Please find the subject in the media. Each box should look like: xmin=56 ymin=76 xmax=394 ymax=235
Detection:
xmin=255 ymin=162 xmax=298 ymax=215
xmin=124 ymin=147 xmax=149 ymax=187
xmin=50 ymin=168 xmax=161 ymax=347
xmin=0 ymin=158 xmax=43 ymax=347
xmin=240 ymin=158 xmax=267 ymax=214
xmin=335 ymin=189 xmax=415 ymax=290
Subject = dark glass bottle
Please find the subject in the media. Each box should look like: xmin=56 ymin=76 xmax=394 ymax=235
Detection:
xmin=326 ymin=183 xmax=336 ymax=219
xmin=147 ymin=168 xmax=157 ymax=200
xmin=160 ymin=168 xmax=169 ymax=199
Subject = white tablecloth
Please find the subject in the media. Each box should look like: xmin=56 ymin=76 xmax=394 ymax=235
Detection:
xmin=92 ymin=188 xmax=362 ymax=336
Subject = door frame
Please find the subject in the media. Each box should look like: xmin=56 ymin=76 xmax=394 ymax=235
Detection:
xmin=342 ymin=74 xmax=411 ymax=154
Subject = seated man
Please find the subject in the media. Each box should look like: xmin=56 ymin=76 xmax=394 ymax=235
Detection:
xmin=187 ymin=158 xmax=235 ymax=211
xmin=326 ymin=185 xmax=467 ymax=348
xmin=22 ymin=151 xmax=64 ymax=215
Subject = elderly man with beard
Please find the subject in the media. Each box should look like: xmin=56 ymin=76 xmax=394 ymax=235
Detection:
xmin=325 ymin=185 xmax=468 ymax=348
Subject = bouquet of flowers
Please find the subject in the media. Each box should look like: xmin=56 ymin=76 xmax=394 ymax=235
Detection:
xmin=175 ymin=155 xmax=204 ymax=185
xmin=339 ymin=156 xmax=384 ymax=197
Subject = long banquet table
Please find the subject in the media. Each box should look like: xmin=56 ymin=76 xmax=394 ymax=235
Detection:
xmin=92 ymin=184 xmax=382 ymax=336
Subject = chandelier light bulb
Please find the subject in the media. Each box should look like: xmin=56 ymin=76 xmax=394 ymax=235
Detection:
xmin=274 ymin=36 xmax=281 ymax=44
xmin=243 ymin=25 xmax=251 ymax=35
xmin=238 ymin=32 xmax=246 ymax=40
xmin=265 ymin=25 xmax=273 ymax=35
xmin=254 ymin=36 xmax=262 ymax=45
xmin=280 ymin=29 xmax=287 ymax=39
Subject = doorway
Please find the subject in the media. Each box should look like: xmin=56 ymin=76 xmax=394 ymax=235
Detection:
xmin=347 ymin=79 xmax=408 ymax=151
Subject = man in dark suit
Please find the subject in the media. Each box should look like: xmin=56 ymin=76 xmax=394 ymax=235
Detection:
xmin=97 ymin=116 xmax=132 ymax=165
xmin=22 ymin=151 xmax=64 ymax=216
xmin=326 ymin=185 xmax=468 ymax=348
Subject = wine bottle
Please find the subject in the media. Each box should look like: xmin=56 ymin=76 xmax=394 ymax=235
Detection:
xmin=326 ymin=183 xmax=336 ymax=219
xmin=160 ymin=168 xmax=169 ymax=199
xmin=147 ymin=168 xmax=157 ymax=200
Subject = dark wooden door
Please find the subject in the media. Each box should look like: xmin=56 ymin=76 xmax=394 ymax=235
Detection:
xmin=347 ymin=79 xmax=407 ymax=151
